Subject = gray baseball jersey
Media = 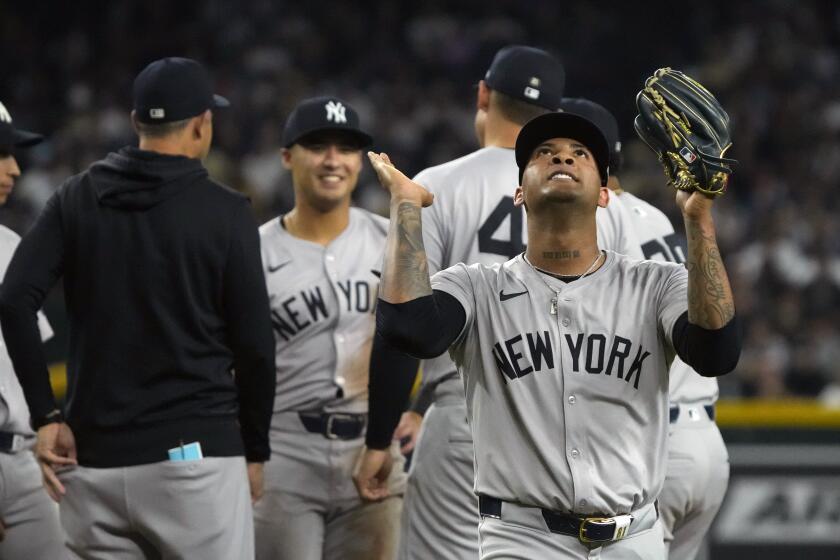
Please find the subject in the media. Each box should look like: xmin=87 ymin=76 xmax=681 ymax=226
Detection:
xmin=431 ymin=251 xmax=687 ymax=515
xmin=256 ymin=208 xmax=405 ymax=560
xmin=418 ymin=147 xmax=644 ymax=389
xmin=619 ymin=192 xmax=718 ymax=406
xmin=259 ymin=207 xmax=387 ymax=415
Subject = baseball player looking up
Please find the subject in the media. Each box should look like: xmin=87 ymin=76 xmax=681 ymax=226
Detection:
xmin=559 ymin=97 xmax=729 ymax=560
xmin=365 ymin=109 xmax=741 ymax=559
xmin=0 ymin=101 xmax=65 ymax=559
xmin=0 ymin=58 xmax=276 ymax=559
xmin=253 ymin=96 xmax=418 ymax=560
xmin=354 ymin=45 xmax=642 ymax=560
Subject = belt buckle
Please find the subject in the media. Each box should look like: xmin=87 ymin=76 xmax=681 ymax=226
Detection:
xmin=579 ymin=515 xmax=633 ymax=543
xmin=324 ymin=413 xmax=356 ymax=439
xmin=11 ymin=434 xmax=26 ymax=453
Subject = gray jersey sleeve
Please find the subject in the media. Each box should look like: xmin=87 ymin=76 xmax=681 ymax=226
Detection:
xmin=430 ymin=263 xmax=476 ymax=346
xmin=657 ymin=265 xmax=689 ymax=348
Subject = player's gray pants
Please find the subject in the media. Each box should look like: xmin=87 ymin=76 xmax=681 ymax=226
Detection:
xmin=398 ymin=399 xmax=479 ymax=560
xmin=254 ymin=411 xmax=405 ymax=560
xmin=659 ymin=404 xmax=729 ymax=560
xmin=478 ymin=501 xmax=664 ymax=559
xmin=57 ymin=456 xmax=252 ymax=559
xmin=0 ymin=448 xmax=66 ymax=559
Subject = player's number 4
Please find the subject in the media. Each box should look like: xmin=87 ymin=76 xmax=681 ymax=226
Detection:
xmin=478 ymin=196 xmax=525 ymax=259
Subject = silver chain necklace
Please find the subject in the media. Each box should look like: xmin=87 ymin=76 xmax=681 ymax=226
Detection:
xmin=523 ymin=251 xmax=604 ymax=315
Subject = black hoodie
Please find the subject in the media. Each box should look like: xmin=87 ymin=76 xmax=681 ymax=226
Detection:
xmin=0 ymin=146 xmax=276 ymax=467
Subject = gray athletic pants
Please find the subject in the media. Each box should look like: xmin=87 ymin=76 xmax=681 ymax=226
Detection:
xmin=58 ymin=456 xmax=252 ymax=559
xmin=659 ymin=404 xmax=729 ymax=560
xmin=398 ymin=397 xmax=479 ymax=560
xmin=479 ymin=501 xmax=664 ymax=559
xmin=254 ymin=411 xmax=405 ymax=560
xmin=0 ymin=448 xmax=66 ymax=559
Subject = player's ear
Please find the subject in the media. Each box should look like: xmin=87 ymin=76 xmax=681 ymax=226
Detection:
xmin=476 ymin=80 xmax=490 ymax=111
xmin=513 ymin=185 xmax=526 ymax=208
xmin=597 ymin=186 xmax=610 ymax=208
xmin=280 ymin=147 xmax=293 ymax=169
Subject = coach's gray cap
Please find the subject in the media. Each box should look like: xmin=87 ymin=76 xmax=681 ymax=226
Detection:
xmin=0 ymin=101 xmax=43 ymax=148
xmin=484 ymin=45 xmax=565 ymax=110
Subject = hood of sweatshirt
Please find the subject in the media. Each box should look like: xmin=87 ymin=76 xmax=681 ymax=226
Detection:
xmin=89 ymin=146 xmax=209 ymax=210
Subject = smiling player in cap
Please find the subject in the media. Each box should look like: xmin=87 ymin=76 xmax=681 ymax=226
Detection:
xmin=253 ymin=96 xmax=418 ymax=560
xmin=364 ymin=106 xmax=741 ymax=558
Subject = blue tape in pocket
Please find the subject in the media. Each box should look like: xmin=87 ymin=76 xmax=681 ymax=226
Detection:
xmin=167 ymin=442 xmax=203 ymax=461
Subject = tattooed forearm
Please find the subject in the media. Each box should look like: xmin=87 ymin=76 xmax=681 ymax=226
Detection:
xmin=543 ymin=250 xmax=581 ymax=260
xmin=685 ymin=218 xmax=735 ymax=328
xmin=380 ymin=201 xmax=432 ymax=303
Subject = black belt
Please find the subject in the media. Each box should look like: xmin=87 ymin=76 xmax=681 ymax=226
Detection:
xmin=298 ymin=412 xmax=367 ymax=440
xmin=478 ymin=496 xmax=632 ymax=543
xmin=0 ymin=431 xmax=27 ymax=453
xmin=669 ymin=405 xmax=715 ymax=423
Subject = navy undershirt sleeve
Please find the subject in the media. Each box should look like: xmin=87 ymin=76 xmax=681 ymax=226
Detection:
xmin=671 ymin=311 xmax=741 ymax=377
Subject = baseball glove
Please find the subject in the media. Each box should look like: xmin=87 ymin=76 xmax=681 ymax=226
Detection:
xmin=634 ymin=68 xmax=737 ymax=196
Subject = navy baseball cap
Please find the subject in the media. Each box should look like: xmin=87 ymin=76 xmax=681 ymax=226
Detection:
xmin=282 ymin=96 xmax=372 ymax=148
xmin=133 ymin=57 xmax=230 ymax=124
xmin=515 ymin=112 xmax=610 ymax=186
xmin=0 ymin=101 xmax=43 ymax=148
xmin=484 ymin=45 xmax=565 ymax=110
xmin=560 ymin=97 xmax=622 ymax=174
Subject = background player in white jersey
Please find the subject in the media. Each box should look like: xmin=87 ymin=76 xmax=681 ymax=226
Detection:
xmin=560 ymin=97 xmax=729 ymax=560
xmin=366 ymin=109 xmax=740 ymax=559
xmin=354 ymin=45 xmax=643 ymax=560
xmin=253 ymin=96 xmax=417 ymax=560
xmin=0 ymin=101 xmax=65 ymax=559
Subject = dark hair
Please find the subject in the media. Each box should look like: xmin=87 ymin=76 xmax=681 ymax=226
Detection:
xmin=133 ymin=117 xmax=192 ymax=139
xmin=491 ymin=90 xmax=552 ymax=126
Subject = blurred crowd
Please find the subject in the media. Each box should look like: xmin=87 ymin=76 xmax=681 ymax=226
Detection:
xmin=2 ymin=0 xmax=839 ymax=400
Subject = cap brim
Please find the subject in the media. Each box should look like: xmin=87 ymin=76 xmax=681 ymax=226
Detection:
xmin=9 ymin=128 xmax=44 ymax=148
xmin=285 ymin=127 xmax=373 ymax=149
xmin=213 ymin=94 xmax=230 ymax=108
xmin=515 ymin=112 xmax=610 ymax=185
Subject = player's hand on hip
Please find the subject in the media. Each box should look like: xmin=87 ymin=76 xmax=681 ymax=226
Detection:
xmin=352 ymin=447 xmax=394 ymax=502
xmin=394 ymin=411 xmax=423 ymax=455
xmin=367 ymin=152 xmax=434 ymax=207
xmin=36 ymin=422 xmax=77 ymax=502
xmin=247 ymin=462 xmax=264 ymax=504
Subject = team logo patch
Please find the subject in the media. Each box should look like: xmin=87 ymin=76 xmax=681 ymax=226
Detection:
xmin=524 ymin=86 xmax=540 ymax=100
xmin=679 ymin=146 xmax=697 ymax=164
xmin=325 ymin=101 xmax=347 ymax=124
xmin=149 ymin=108 xmax=166 ymax=119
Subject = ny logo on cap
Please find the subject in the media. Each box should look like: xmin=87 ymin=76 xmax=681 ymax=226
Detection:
xmin=325 ymin=101 xmax=347 ymax=124
xmin=0 ymin=102 xmax=12 ymax=124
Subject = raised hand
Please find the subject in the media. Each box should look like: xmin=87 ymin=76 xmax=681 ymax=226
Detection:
xmin=367 ymin=152 xmax=434 ymax=208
